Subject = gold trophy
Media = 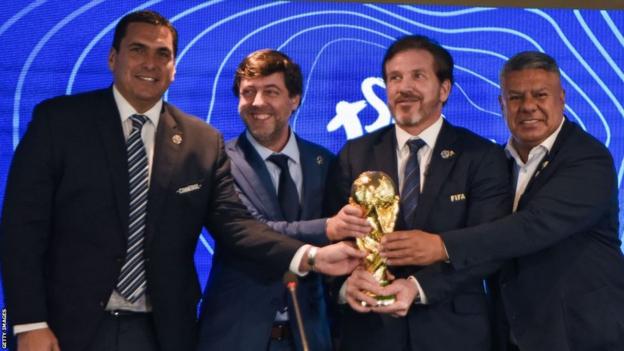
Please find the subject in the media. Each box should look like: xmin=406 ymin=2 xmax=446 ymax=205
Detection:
xmin=350 ymin=171 xmax=399 ymax=306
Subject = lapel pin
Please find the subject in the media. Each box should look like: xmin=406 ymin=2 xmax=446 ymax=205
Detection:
xmin=316 ymin=155 xmax=324 ymax=165
xmin=542 ymin=160 xmax=549 ymax=169
xmin=440 ymin=149 xmax=455 ymax=159
xmin=172 ymin=134 xmax=182 ymax=145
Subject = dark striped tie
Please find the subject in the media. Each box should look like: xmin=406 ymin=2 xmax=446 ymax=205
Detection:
xmin=400 ymin=139 xmax=426 ymax=226
xmin=117 ymin=114 xmax=149 ymax=303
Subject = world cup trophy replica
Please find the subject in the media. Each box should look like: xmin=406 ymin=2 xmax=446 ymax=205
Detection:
xmin=350 ymin=171 xmax=399 ymax=306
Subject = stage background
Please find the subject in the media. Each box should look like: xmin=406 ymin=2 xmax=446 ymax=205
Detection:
xmin=0 ymin=0 xmax=622 ymax=325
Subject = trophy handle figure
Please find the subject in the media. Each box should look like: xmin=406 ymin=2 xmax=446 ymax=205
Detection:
xmin=349 ymin=171 xmax=399 ymax=306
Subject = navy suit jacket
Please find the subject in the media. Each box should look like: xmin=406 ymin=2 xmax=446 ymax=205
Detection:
xmin=326 ymin=120 xmax=512 ymax=351
xmin=197 ymin=132 xmax=334 ymax=351
xmin=442 ymin=120 xmax=624 ymax=351
xmin=0 ymin=88 xmax=303 ymax=351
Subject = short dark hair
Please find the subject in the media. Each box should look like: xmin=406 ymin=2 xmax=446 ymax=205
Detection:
xmin=382 ymin=35 xmax=454 ymax=85
xmin=500 ymin=51 xmax=560 ymax=85
xmin=112 ymin=10 xmax=178 ymax=57
xmin=233 ymin=49 xmax=303 ymax=101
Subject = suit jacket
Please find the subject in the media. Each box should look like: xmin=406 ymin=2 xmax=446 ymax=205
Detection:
xmin=0 ymin=88 xmax=303 ymax=351
xmin=442 ymin=120 xmax=624 ymax=351
xmin=197 ymin=133 xmax=334 ymax=351
xmin=326 ymin=121 xmax=512 ymax=351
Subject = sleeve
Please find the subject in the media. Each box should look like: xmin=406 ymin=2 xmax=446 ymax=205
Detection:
xmin=414 ymin=144 xmax=513 ymax=304
xmin=0 ymin=102 xmax=57 ymax=325
xmin=442 ymin=140 xmax=617 ymax=271
xmin=233 ymin=184 xmax=329 ymax=246
xmin=203 ymin=134 xmax=304 ymax=274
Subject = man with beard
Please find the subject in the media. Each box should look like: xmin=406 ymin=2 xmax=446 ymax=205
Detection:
xmin=198 ymin=49 xmax=370 ymax=351
xmin=325 ymin=35 xmax=512 ymax=351
xmin=378 ymin=51 xmax=624 ymax=351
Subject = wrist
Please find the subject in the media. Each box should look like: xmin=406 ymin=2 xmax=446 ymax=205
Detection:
xmin=307 ymin=246 xmax=318 ymax=272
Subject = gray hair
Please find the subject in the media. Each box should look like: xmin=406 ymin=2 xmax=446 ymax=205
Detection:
xmin=500 ymin=51 xmax=560 ymax=85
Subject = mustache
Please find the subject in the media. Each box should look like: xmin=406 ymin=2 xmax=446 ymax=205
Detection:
xmin=394 ymin=92 xmax=422 ymax=103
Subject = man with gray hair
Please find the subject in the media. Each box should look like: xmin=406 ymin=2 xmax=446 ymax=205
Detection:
xmin=379 ymin=51 xmax=624 ymax=350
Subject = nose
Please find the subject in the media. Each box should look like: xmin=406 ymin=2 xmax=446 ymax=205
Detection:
xmin=519 ymin=95 xmax=537 ymax=113
xmin=142 ymin=52 xmax=157 ymax=70
xmin=252 ymin=92 xmax=266 ymax=106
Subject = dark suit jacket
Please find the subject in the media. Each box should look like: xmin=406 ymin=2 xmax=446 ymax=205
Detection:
xmin=442 ymin=120 xmax=624 ymax=351
xmin=326 ymin=121 xmax=512 ymax=351
xmin=197 ymin=133 xmax=334 ymax=351
xmin=0 ymin=88 xmax=303 ymax=351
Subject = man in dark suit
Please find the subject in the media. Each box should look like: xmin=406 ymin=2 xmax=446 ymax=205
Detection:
xmin=197 ymin=49 xmax=368 ymax=351
xmin=325 ymin=35 xmax=512 ymax=351
xmin=383 ymin=51 xmax=624 ymax=350
xmin=0 ymin=11 xmax=363 ymax=351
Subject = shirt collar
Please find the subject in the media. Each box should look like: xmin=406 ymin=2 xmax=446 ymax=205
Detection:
xmin=245 ymin=128 xmax=300 ymax=164
xmin=395 ymin=115 xmax=444 ymax=151
xmin=505 ymin=117 xmax=564 ymax=165
xmin=113 ymin=85 xmax=162 ymax=127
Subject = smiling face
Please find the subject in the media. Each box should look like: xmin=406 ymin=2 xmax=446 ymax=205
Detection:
xmin=108 ymin=22 xmax=176 ymax=113
xmin=238 ymin=72 xmax=300 ymax=152
xmin=384 ymin=49 xmax=450 ymax=135
xmin=500 ymin=68 xmax=565 ymax=160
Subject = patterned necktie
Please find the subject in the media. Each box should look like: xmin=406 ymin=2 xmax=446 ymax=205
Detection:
xmin=267 ymin=154 xmax=300 ymax=222
xmin=117 ymin=114 xmax=149 ymax=303
xmin=401 ymin=139 xmax=427 ymax=226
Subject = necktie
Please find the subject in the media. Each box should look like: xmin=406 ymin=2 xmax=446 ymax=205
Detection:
xmin=267 ymin=154 xmax=300 ymax=222
xmin=117 ymin=114 xmax=149 ymax=303
xmin=401 ymin=139 xmax=427 ymax=226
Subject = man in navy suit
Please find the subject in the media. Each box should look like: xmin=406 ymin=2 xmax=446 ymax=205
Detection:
xmin=383 ymin=51 xmax=624 ymax=350
xmin=325 ymin=35 xmax=512 ymax=351
xmin=198 ymin=49 xmax=370 ymax=351
xmin=0 ymin=11 xmax=363 ymax=351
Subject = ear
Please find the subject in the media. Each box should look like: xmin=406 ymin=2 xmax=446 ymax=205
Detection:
xmin=290 ymin=94 xmax=301 ymax=111
xmin=439 ymin=79 xmax=451 ymax=104
xmin=108 ymin=48 xmax=117 ymax=72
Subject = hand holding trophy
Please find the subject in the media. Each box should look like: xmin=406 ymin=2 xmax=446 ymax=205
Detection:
xmin=350 ymin=171 xmax=399 ymax=306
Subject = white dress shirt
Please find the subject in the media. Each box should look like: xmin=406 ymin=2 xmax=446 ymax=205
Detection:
xmin=506 ymin=118 xmax=564 ymax=212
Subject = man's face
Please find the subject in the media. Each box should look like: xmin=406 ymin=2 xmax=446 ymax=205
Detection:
xmin=500 ymin=68 xmax=565 ymax=153
xmin=238 ymin=72 xmax=300 ymax=151
xmin=108 ymin=22 xmax=176 ymax=113
xmin=384 ymin=49 xmax=450 ymax=134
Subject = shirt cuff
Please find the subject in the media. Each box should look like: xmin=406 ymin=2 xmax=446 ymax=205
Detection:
xmin=289 ymin=244 xmax=311 ymax=277
xmin=338 ymin=281 xmax=348 ymax=304
xmin=408 ymin=276 xmax=428 ymax=305
xmin=14 ymin=322 xmax=49 ymax=335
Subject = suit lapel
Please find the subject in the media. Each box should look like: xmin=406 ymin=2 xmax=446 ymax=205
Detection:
xmin=298 ymin=136 xmax=328 ymax=220
xmin=235 ymin=133 xmax=282 ymax=218
xmin=411 ymin=120 xmax=458 ymax=229
xmin=372 ymin=127 xmax=400 ymax=187
xmin=146 ymin=104 xmax=182 ymax=243
xmin=93 ymin=89 xmax=129 ymax=240
xmin=518 ymin=119 xmax=571 ymax=209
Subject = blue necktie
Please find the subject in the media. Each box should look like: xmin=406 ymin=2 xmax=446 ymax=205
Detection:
xmin=401 ymin=139 xmax=426 ymax=226
xmin=117 ymin=114 xmax=149 ymax=303
xmin=267 ymin=154 xmax=300 ymax=222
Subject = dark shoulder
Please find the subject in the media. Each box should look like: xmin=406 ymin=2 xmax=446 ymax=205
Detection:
xmin=164 ymin=103 xmax=221 ymax=139
xmin=342 ymin=124 xmax=394 ymax=151
xmin=450 ymin=123 xmax=503 ymax=153
xmin=296 ymin=135 xmax=334 ymax=160
xmin=35 ymin=88 xmax=110 ymax=113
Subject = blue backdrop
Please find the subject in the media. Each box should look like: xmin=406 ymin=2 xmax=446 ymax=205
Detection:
xmin=0 ymin=0 xmax=623 ymax=319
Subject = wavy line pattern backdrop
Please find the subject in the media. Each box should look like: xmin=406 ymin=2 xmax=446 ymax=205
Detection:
xmin=0 ymin=0 xmax=622 ymax=309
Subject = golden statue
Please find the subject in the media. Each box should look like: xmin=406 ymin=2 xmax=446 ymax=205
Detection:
xmin=350 ymin=171 xmax=399 ymax=306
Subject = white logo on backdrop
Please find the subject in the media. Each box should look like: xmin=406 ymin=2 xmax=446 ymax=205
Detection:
xmin=327 ymin=77 xmax=392 ymax=140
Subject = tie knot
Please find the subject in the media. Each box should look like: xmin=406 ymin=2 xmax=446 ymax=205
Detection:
xmin=267 ymin=154 xmax=290 ymax=171
xmin=407 ymin=139 xmax=426 ymax=154
xmin=130 ymin=114 xmax=148 ymax=130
